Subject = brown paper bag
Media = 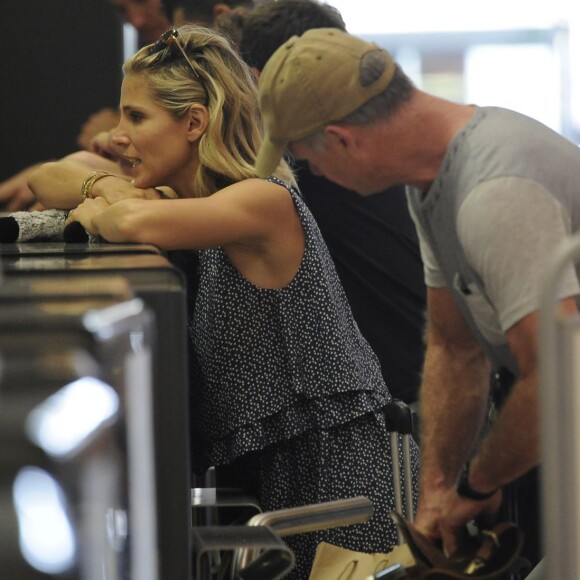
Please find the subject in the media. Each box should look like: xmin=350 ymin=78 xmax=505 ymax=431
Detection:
xmin=309 ymin=541 xmax=416 ymax=579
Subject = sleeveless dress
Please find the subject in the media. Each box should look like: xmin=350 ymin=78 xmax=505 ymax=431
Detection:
xmin=189 ymin=177 xmax=420 ymax=577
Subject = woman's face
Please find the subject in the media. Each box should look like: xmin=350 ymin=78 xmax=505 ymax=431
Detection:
xmin=113 ymin=74 xmax=195 ymax=191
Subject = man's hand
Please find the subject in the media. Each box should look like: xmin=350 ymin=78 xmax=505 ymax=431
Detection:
xmin=414 ymin=489 xmax=446 ymax=545
xmin=76 ymin=108 xmax=120 ymax=151
xmin=0 ymin=165 xmax=46 ymax=212
xmin=415 ymin=486 xmax=502 ymax=557
xmin=441 ymin=489 xmax=502 ymax=556
xmin=88 ymin=130 xmax=133 ymax=176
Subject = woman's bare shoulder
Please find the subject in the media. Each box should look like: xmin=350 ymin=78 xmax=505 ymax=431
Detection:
xmin=213 ymin=177 xmax=293 ymax=206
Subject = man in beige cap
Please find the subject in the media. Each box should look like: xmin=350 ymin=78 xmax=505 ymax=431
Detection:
xmin=256 ymin=27 xmax=580 ymax=570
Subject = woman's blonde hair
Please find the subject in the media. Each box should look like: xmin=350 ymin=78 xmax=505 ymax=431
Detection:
xmin=123 ymin=25 xmax=295 ymax=197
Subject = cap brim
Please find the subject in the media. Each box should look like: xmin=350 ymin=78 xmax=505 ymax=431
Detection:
xmin=255 ymin=134 xmax=287 ymax=179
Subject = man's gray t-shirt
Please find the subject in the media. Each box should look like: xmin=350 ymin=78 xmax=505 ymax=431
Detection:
xmin=407 ymin=106 xmax=580 ymax=375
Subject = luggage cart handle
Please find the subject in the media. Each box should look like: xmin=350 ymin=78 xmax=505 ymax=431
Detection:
xmin=233 ymin=496 xmax=374 ymax=576
xmin=384 ymin=400 xmax=414 ymax=435
xmin=384 ymin=400 xmax=415 ymax=527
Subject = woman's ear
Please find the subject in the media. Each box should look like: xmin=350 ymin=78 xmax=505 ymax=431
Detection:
xmin=186 ymin=104 xmax=209 ymax=142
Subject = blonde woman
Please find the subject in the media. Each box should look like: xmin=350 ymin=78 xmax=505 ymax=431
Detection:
xmin=29 ymin=25 xmax=419 ymax=578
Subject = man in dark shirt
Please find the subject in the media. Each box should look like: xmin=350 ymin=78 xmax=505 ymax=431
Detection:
xmin=240 ymin=0 xmax=426 ymax=404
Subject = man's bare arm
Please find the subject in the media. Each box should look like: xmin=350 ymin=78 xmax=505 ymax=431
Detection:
xmin=469 ymin=297 xmax=577 ymax=491
xmin=415 ymin=286 xmax=491 ymax=538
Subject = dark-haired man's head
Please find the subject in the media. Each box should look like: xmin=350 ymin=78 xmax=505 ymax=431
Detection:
xmin=160 ymin=0 xmax=182 ymax=20
xmin=107 ymin=0 xmax=171 ymax=41
xmin=240 ymin=0 xmax=346 ymax=72
xmin=174 ymin=0 xmax=254 ymax=26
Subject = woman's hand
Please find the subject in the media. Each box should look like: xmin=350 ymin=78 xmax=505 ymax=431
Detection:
xmin=66 ymin=180 xmax=169 ymax=239
xmin=66 ymin=197 xmax=110 ymax=236
xmin=91 ymin=174 xmax=166 ymax=204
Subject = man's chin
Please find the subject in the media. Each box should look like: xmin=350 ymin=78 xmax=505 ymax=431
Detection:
xmin=360 ymin=183 xmax=397 ymax=197
xmin=334 ymin=179 xmax=382 ymax=197
xmin=353 ymin=186 xmax=379 ymax=197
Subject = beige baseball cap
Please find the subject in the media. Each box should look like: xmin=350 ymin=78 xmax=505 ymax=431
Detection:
xmin=255 ymin=28 xmax=395 ymax=178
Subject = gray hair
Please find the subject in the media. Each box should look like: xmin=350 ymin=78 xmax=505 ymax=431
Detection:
xmin=296 ymin=60 xmax=415 ymax=151
xmin=341 ymin=61 xmax=415 ymax=125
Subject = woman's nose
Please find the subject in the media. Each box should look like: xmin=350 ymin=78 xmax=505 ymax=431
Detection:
xmin=111 ymin=128 xmax=129 ymax=147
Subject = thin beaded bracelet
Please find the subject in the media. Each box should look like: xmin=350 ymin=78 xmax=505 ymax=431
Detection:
xmin=81 ymin=170 xmax=112 ymax=200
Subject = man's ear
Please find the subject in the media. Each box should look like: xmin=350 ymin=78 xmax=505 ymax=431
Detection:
xmin=172 ymin=7 xmax=187 ymax=26
xmin=251 ymin=67 xmax=260 ymax=84
xmin=212 ymin=3 xmax=232 ymax=20
xmin=324 ymin=125 xmax=355 ymax=151
xmin=186 ymin=104 xmax=209 ymax=142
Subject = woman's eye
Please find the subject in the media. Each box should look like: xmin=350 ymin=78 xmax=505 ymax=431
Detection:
xmin=129 ymin=111 xmax=143 ymax=122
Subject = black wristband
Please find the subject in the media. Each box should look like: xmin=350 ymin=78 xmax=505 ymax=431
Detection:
xmin=456 ymin=461 xmax=499 ymax=501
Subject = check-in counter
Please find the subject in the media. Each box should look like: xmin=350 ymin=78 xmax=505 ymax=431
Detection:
xmin=1 ymin=349 xmax=127 ymax=580
xmin=0 ymin=243 xmax=192 ymax=580
xmin=0 ymin=294 xmax=156 ymax=579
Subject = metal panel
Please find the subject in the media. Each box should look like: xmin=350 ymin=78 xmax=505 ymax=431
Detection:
xmin=0 ymin=296 xmax=156 ymax=579
xmin=539 ymin=232 xmax=580 ymax=580
xmin=0 ymin=244 xmax=192 ymax=580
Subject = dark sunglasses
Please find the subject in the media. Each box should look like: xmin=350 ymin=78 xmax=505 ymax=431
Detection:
xmin=150 ymin=28 xmax=204 ymax=85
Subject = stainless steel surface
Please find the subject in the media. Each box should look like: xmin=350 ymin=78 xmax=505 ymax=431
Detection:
xmin=234 ymin=496 xmax=374 ymax=575
xmin=538 ymin=232 xmax=580 ymax=580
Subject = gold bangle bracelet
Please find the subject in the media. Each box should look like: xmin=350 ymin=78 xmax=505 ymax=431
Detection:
xmin=81 ymin=170 xmax=112 ymax=200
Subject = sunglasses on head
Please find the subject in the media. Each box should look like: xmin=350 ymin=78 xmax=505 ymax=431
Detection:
xmin=150 ymin=28 xmax=204 ymax=85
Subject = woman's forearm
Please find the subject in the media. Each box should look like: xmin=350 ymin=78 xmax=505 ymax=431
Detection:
xmin=28 ymin=155 xmax=125 ymax=209
xmin=29 ymin=159 xmax=99 ymax=209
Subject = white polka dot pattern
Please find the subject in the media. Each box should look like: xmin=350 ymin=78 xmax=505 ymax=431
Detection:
xmin=188 ymin=177 xmax=421 ymax=576
xmin=189 ymin=178 xmax=392 ymax=469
